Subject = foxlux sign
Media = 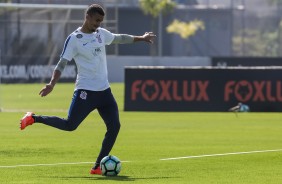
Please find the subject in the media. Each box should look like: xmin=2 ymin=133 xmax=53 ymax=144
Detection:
xmin=131 ymin=80 xmax=209 ymax=102
xmin=124 ymin=67 xmax=282 ymax=112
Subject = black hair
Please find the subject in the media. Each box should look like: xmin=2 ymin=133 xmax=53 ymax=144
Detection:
xmin=86 ymin=4 xmax=105 ymax=16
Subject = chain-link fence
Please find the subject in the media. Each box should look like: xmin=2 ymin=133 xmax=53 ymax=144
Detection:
xmin=0 ymin=0 xmax=281 ymax=60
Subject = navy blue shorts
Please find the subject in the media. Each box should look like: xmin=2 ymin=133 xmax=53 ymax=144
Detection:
xmin=36 ymin=88 xmax=120 ymax=132
xmin=67 ymin=88 xmax=120 ymax=131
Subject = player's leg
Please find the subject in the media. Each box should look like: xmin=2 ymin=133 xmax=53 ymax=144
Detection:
xmin=95 ymin=89 xmax=121 ymax=165
xmin=20 ymin=90 xmax=94 ymax=131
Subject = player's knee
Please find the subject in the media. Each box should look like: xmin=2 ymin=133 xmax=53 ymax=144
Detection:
xmin=114 ymin=121 xmax=120 ymax=131
xmin=108 ymin=121 xmax=120 ymax=135
xmin=65 ymin=121 xmax=79 ymax=131
xmin=66 ymin=125 xmax=77 ymax=131
xmin=115 ymin=121 xmax=121 ymax=135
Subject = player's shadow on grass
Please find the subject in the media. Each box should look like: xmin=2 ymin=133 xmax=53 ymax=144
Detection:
xmin=90 ymin=175 xmax=134 ymax=181
xmin=62 ymin=175 xmax=134 ymax=181
xmin=57 ymin=175 xmax=175 ymax=181
xmin=94 ymin=175 xmax=175 ymax=181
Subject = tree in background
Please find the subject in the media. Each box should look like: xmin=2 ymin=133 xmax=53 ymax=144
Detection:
xmin=166 ymin=19 xmax=204 ymax=39
xmin=233 ymin=29 xmax=280 ymax=57
xmin=268 ymin=0 xmax=282 ymax=56
xmin=139 ymin=0 xmax=176 ymax=56
xmin=232 ymin=0 xmax=282 ymax=56
xmin=268 ymin=0 xmax=282 ymax=6
xmin=166 ymin=19 xmax=204 ymax=56
xmin=139 ymin=0 xmax=204 ymax=56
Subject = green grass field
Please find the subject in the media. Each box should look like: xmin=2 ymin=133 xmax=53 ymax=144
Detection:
xmin=0 ymin=83 xmax=282 ymax=184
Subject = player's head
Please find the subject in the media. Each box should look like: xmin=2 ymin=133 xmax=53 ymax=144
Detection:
xmin=86 ymin=4 xmax=105 ymax=17
xmin=84 ymin=4 xmax=105 ymax=32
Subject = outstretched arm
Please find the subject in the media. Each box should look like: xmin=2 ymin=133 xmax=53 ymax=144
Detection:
xmin=39 ymin=58 xmax=68 ymax=97
xmin=111 ymin=32 xmax=156 ymax=44
xmin=134 ymin=32 xmax=156 ymax=43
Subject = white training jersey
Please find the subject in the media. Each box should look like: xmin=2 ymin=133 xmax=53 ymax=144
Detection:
xmin=60 ymin=27 xmax=114 ymax=91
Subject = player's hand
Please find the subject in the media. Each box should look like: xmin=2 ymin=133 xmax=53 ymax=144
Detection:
xmin=143 ymin=32 xmax=156 ymax=44
xmin=39 ymin=83 xmax=54 ymax=97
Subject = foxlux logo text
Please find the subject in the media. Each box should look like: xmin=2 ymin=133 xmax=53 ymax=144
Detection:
xmin=131 ymin=80 xmax=209 ymax=102
xmin=225 ymin=80 xmax=282 ymax=102
xmin=130 ymin=79 xmax=282 ymax=102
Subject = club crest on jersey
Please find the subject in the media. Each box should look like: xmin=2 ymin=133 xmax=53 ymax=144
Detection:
xmin=96 ymin=35 xmax=102 ymax=43
xmin=80 ymin=91 xmax=87 ymax=100
xmin=76 ymin=34 xmax=83 ymax=39
xmin=92 ymin=47 xmax=101 ymax=56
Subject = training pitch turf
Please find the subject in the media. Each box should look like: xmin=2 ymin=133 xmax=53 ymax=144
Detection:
xmin=0 ymin=83 xmax=282 ymax=184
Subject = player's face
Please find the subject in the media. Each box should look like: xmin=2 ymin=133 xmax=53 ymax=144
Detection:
xmin=86 ymin=13 xmax=104 ymax=32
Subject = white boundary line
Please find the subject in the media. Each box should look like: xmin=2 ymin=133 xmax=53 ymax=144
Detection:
xmin=0 ymin=161 xmax=130 ymax=168
xmin=0 ymin=162 xmax=93 ymax=168
xmin=160 ymin=149 xmax=282 ymax=161
xmin=1 ymin=149 xmax=281 ymax=168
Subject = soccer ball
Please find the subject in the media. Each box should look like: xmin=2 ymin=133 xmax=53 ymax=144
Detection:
xmin=100 ymin=155 xmax=121 ymax=176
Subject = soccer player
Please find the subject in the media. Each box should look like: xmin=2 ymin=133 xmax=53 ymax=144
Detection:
xmin=20 ymin=4 xmax=156 ymax=175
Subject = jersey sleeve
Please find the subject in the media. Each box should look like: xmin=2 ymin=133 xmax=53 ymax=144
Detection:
xmin=60 ymin=35 xmax=77 ymax=61
xmin=100 ymin=28 xmax=115 ymax=45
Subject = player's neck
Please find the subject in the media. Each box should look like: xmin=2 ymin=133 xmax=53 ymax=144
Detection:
xmin=80 ymin=24 xmax=95 ymax=34
xmin=80 ymin=27 xmax=91 ymax=34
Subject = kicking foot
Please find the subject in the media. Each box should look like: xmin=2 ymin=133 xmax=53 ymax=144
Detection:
xmin=20 ymin=112 xmax=35 ymax=130
xmin=90 ymin=166 xmax=102 ymax=175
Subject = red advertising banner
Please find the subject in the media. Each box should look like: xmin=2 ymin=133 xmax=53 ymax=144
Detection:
xmin=124 ymin=67 xmax=282 ymax=112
